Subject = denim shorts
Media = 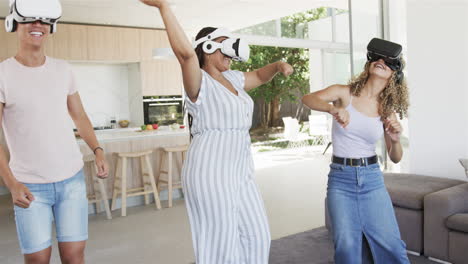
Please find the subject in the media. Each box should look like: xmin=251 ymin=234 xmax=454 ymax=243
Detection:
xmin=14 ymin=169 xmax=88 ymax=254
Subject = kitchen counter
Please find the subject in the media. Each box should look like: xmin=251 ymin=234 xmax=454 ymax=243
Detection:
xmin=79 ymin=126 xmax=190 ymax=198
xmin=76 ymin=126 xmax=190 ymax=144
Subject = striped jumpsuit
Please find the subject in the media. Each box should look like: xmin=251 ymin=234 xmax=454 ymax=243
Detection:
xmin=182 ymin=70 xmax=271 ymax=264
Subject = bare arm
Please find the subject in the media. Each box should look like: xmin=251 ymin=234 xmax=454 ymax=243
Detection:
xmin=244 ymin=61 xmax=293 ymax=91
xmin=68 ymin=93 xmax=108 ymax=178
xmin=301 ymin=84 xmax=351 ymax=128
xmin=140 ymin=0 xmax=202 ymax=102
xmin=0 ymin=104 xmax=35 ymax=208
xmin=384 ymin=113 xmax=403 ymax=163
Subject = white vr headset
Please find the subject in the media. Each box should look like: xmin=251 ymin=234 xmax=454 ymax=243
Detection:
xmin=193 ymin=28 xmax=250 ymax=62
xmin=5 ymin=0 xmax=62 ymax=34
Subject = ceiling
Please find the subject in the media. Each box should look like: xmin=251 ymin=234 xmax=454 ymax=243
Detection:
xmin=0 ymin=0 xmax=348 ymax=37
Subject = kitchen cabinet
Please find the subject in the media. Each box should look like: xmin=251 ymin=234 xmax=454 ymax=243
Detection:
xmin=139 ymin=28 xmax=170 ymax=61
xmin=63 ymin=24 xmax=88 ymax=61
xmin=45 ymin=24 xmax=88 ymax=60
xmin=87 ymin=25 xmax=120 ymax=61
xmin=0 ymin=21 xmax=170 ymax=63
xmin=118 ymin=27 xmax=141 ymax=62
xmin=0 ymin=20 xmax=19 ymax=62
xmin=140 ymin=60 xmax=183 ymax=96
xmin=0 ymin=23 xmax=89 ymax=61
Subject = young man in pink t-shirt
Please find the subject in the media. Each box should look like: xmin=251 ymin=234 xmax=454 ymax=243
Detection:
xmin=0 ymin=1 xmax=109 ymax=263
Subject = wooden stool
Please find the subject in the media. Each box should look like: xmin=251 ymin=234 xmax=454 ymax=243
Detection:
xmin=111 ymin=150 xmax=161 ymax=216
xmin=83 ymin=155 xmax=112 ymax=220
xmin=157 ymin=145 xmax=188 ymax=208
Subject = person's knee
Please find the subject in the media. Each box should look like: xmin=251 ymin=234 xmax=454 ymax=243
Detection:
xmin=59 ymin=243 xmax=85 ymax=264
xmin=60 ymin=250 xmax=84 ymax=264
xmin=334 ymin=231 xmax=359 ymax=252
xmin=24 ymin=251 xmax=51 ymax=264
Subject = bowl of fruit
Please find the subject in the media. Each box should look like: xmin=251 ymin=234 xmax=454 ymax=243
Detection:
xmin=119 ymin=120 xmax=130 ymax=128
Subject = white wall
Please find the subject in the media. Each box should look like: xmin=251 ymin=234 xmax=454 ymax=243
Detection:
xmin=406 ymin=0 xmax=468 ymax=180
xmin=386 ymin=0 xmax=407 ymax=54
xmin=71 ymin=63 xmax=131 ymax=127
xmin=385 ymin=0 xmax=410 ymax=173
xmin=127 ymin=63 xmax=144 ymax=126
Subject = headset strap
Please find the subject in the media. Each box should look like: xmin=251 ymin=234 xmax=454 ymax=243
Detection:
xmin=193 ymin=28 xmax=234 ymax=47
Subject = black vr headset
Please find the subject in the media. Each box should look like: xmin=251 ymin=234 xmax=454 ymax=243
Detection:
xmin=367 ymin=38 xmax=404 ymax=84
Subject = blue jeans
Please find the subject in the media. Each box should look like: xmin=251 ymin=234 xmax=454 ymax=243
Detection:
xmin=14 ymin=169 xmax=88 ymax=254
xmin=327 ymin=163 xmax=410 ymax=264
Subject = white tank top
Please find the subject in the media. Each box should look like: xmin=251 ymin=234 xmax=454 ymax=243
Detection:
xmin=332 ymin=97 xmax=384 ymax=158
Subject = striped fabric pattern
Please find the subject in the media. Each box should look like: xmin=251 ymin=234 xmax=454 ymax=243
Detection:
xmin=182 ymin=70 xmax=271 ymax=264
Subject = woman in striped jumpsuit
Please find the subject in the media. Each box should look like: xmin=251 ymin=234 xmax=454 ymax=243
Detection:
xmin=140 ymin=1 xmax=294 ymax=263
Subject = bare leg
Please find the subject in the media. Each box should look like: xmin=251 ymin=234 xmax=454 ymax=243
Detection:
xmin=58 ymin=241 xmax=86 ymax=264
xmin=24 ymin=246 xmax=52 ymax=264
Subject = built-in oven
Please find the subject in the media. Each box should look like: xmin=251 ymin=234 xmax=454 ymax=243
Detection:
xmin=143 ymin=96 xmax=184 ymax=125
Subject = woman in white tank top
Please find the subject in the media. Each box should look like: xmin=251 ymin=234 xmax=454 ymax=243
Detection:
xmin=141 ymin=1 xmax=294 ymax=263
xmin=302 ymin=39 xmax=410 ymax=264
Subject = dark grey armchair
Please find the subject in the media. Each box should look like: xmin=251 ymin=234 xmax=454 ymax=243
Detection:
xmin=424 ymin=183 xmax=468 ymax=263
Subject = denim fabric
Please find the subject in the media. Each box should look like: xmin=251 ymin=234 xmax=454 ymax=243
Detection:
xmin=327 ymin=163 xmax=410 ymax=264
xmin=14 ymin=169 xmax=88 ymax=254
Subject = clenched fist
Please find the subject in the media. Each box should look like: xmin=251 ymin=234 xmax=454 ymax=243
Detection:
xmin=329 ymin=106 xmax=350 ymax=128
xmin=384 ymin=117 xmax=402 ymax=142
xmin=277 ymin=62 xmax=294 ymax=77
xmin=10 ymin=182 xmax=34 ymax=208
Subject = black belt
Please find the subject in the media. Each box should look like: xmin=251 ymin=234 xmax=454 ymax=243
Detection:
xmin=332 ymin=155 xmax=378 ymax=167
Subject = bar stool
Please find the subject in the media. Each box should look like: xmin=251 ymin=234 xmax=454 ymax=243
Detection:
xmin=83 ymin=155 xmax=112 ymax=220
xmin=157 ymin=145 xmax=188 ymax=208
xmin=111 ymin=150 xmax=161 ymax=216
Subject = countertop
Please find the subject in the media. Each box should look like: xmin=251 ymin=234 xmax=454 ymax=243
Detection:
xmin=76 ymin=126 xmax=190 ymax=144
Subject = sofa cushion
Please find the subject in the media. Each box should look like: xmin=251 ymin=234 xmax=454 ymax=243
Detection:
xmin=384 ymin=173 xmax=464 ymax=210
xmin=446 ymin=214 xmax=468 ymax=233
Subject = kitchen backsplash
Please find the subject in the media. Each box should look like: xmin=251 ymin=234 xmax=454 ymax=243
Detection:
xmin=70 ymin=62 xmax=139 ymax=127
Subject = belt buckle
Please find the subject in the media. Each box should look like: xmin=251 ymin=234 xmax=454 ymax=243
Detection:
xmin=350 ymin=158 xmax=364 ymax=167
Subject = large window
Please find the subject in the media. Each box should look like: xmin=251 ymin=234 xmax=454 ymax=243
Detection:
xmin=234 ymin=6 xmax=351 ymax=162
xmin=235 ymin=0 xmax=409 ymax=173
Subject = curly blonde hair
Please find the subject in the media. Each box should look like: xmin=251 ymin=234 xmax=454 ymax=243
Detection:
xmin=348 ymin=61 xmax=409 ymax=120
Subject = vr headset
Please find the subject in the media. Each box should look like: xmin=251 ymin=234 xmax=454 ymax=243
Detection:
xmin=367 ymin=38 xmax=404 ymax=83
xmin=193 ymin=28 xmax=250 ymax=62
xmin=5 ymin=0 xmax=62 ymax=34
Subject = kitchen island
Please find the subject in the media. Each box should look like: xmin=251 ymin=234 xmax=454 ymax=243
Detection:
xmin=79 ymin=127 xmax=190 ymax=200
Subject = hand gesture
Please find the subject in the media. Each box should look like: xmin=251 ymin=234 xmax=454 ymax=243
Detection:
xmin=277 ymin=62 xmax=294 ymax=77
xmin=329 ymin=107 xmax=350 ymax=128
xmin=10 ymin=182 xmax=34 ymax=208
xmin=384 ymin=117 xmax=402 ymax=142
xmin=95 ymin=151 xmax=109 ymax=179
